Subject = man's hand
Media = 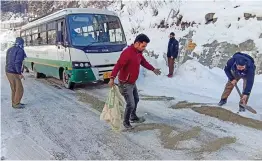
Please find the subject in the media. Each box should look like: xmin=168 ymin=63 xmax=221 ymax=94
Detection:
xmin=108 ymin=78 xmax=115 ymax=88
xmin=153 ymin=69 xmax=161 ymax=75
xmin=241 ymin=95 xmax=248 ymax=105
xmin=171 ymin=56 xmax=174 ymax=59
xmin=19 ymin=74 xmax=25 ymax=80
xmin=231 ymin=79 xmax=237 ymax=86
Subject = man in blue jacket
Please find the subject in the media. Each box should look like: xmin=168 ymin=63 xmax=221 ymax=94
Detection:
xmin=5 ymin=37 xmax=27 ymax=109
xmin=167 ymin=32 xmax=179 ymax=78
xmin=218 ymin=52 xmax=256 ymax=112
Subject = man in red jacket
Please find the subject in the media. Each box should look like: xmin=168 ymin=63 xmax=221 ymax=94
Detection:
xmin=109 ymin=34 xmax=161 ymax=129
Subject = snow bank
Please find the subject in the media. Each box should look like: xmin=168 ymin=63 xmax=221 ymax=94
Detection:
xmin=0 ymin=29 xmax=17 ymax=52
xmin=137 ymin=59 xmax=262 ymax=121
xmin=0 ymin=30 xmax=17 ymax=43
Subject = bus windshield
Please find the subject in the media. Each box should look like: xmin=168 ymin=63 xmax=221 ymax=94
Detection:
xmin=68 ymin=14 xmax=126 ymax=46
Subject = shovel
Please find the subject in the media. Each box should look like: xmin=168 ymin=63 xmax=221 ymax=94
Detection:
xmin=235 ymin=84 xmax=257 ymax=114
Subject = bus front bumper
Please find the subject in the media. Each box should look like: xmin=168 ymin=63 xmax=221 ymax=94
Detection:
xmin=68 ymin=68 xmax=97 ymax=83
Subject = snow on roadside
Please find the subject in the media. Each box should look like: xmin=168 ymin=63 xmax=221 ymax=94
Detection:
xmin=137 ymin=59 xmax=262 ymax=121
xmin=0 ymin=29 xmax=17 ymax=53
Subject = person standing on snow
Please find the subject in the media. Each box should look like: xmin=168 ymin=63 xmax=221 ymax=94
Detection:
xmin=167 ymin=32 xmax=179 ymax=78
xmin=218 ymin=52 xmax=256 ymax=112
xmin=5 ymin=37 xmax=27 ymax=109
xmin=108 ymin=34 xmax=161 ymax=129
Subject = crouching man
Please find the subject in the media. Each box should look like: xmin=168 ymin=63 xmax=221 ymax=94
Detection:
xmin=218 ymin=52 xmax=256 ymax=112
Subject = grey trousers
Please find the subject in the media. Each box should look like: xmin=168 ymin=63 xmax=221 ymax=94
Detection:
xmin=118 ymin=83 xmax=139 ymax=124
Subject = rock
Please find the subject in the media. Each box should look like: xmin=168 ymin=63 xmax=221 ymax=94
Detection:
xmin=200 ymin=41 xmax=238 ymax=68
xmin=183 ymin=30 xmax=194 ymax=39
xmin=213 ymin=18 xmax=218 ymax=23
xmin=176 ymin=15 xmax=183 ymax=26
xmin=234 ymin=5 xmax=240 ymax=8
xmin=238 ymin=39 xmax=256 ymax=51
xmin=191 ymin=21 xmax=196 ymax=27
xmin=259 ymin=33 xmax=262 ymax=39
xmin=244 ymin=13 xmax=252 ymax=20
xmin=202 ymin=40 xmax=219 ymax=48
xmin=257 ymin=16 xmax=262 ymax=21
xmin=205 ymin=13 xmax=215 ymax=23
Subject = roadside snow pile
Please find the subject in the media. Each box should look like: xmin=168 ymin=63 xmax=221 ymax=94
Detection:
xmin=138 ymin=59 xmax=226 ymax=98
xmin=176 ymin=60 xmax=226 ymax=86
xmin=138 ymin=59 xmax=262 ymax=121
xmin=0 ymin=29 xmax=17 ymax=52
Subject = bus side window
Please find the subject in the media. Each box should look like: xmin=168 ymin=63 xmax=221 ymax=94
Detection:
xmin=57 ymin=20 xmax=64 ymax=45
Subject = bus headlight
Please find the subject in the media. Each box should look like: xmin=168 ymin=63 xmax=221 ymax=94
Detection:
xmin=72 ymin=62 xmax=91 ymax=68
xmin=85 ymin=63 xmax=89 ymax=67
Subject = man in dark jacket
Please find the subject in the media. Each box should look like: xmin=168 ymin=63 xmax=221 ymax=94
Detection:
xmin=167 ymin=32 xmax=179 ymax=78
xmin=5 ymin=37 xmax=27 ymax=109
xmin=218 ymin=52 xmax=256 ymax=112
xmin=108 ymin=34 xmax=161 ymax=129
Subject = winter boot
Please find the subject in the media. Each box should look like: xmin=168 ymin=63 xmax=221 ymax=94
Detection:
xmin=167 ymin=74 xmax=173 ymax=78
xmin=130 ymin=116 xmax=146 ymax=123
xmin=12 ymin=103 xmax=25 ymax=109
xmin=123 ymin=121 xmax=133 ymax=130
xmin=218 ymin=98 xmax=227 ymax=106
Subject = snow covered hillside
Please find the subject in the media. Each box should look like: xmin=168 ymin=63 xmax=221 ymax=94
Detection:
xmin=105 ymin=0 xmax=262 ymax=73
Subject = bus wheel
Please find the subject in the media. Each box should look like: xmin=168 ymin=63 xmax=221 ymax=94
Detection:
xmin=63 ymin=70 xmax=75 ymax=89
xmin=33 ymin=66 xmax=41 ymax=78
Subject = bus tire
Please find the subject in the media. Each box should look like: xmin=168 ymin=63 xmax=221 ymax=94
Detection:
xmin=33 ymin=66 xmax=41 ymax=78
xmin=63 ymin=70 xmax=75 ymax=89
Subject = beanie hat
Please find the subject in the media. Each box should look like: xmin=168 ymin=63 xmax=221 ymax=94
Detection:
xmin=236 ymin=57 xmax=247 ymax=66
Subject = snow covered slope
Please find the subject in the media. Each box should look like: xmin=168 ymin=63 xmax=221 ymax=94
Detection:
xmin=106 ymin=0 xmax=262 ymax=71
xmin=109 ymin=0 xmax=262 ymax=52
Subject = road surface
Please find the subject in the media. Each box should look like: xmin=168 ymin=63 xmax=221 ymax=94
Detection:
xmin=1 ymin=55 xmax=262 ymax=160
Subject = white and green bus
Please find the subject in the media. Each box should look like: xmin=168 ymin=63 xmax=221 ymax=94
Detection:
xmin=21 ymin=8 xmax=127 ymax=89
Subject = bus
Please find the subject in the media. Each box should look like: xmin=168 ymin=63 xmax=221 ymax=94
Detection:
xmin=21 ymin=8 xmax=127 ymax=89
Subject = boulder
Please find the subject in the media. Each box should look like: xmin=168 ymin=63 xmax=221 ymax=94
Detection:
xmin=244 ymin=13 xmax=252 ymax=20
xmin=257 ymin=16 xmax=262 ymax=21
xmin=238 ymin=39 xmax=256 ymax=51
xmin=205 ymin=13 xmax=215 ymax=23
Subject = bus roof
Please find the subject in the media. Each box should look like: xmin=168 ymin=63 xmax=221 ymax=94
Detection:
xmin=21 ymin=8 xmax=117 ymax=30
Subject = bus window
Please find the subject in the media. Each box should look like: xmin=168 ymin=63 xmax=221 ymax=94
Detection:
xmin=48 ymin=30 xmax=56 ymax=45
xmin=47 ymin=22 xmax=56 ymax=45
xmin=57 ymin=20 xmax=65 ymax=44
xmin=25 ymin=29 xmax=32 ymax=46
xmin=40 ymin=32 xmax=47 ymax=44
xmin=68 ymin=14 xmax=126 ymax=46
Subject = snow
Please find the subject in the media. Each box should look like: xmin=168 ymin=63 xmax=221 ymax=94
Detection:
xmin=108 ymin=0 xmax=262 ymax=120
xmin=0 ymin=29 xmax=17 ymax=52
xmin=1 ymin=1 xmax=262 ymax=159
xmin=1 ymin=17 xmax=23 ymax=24
xmin=0 ymin=29 xmax=17 ymax=43
xmin=137 ymin=59 xmax=262 ymax=121
xmin=109 ymin=0 xmax=262 ymax=55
